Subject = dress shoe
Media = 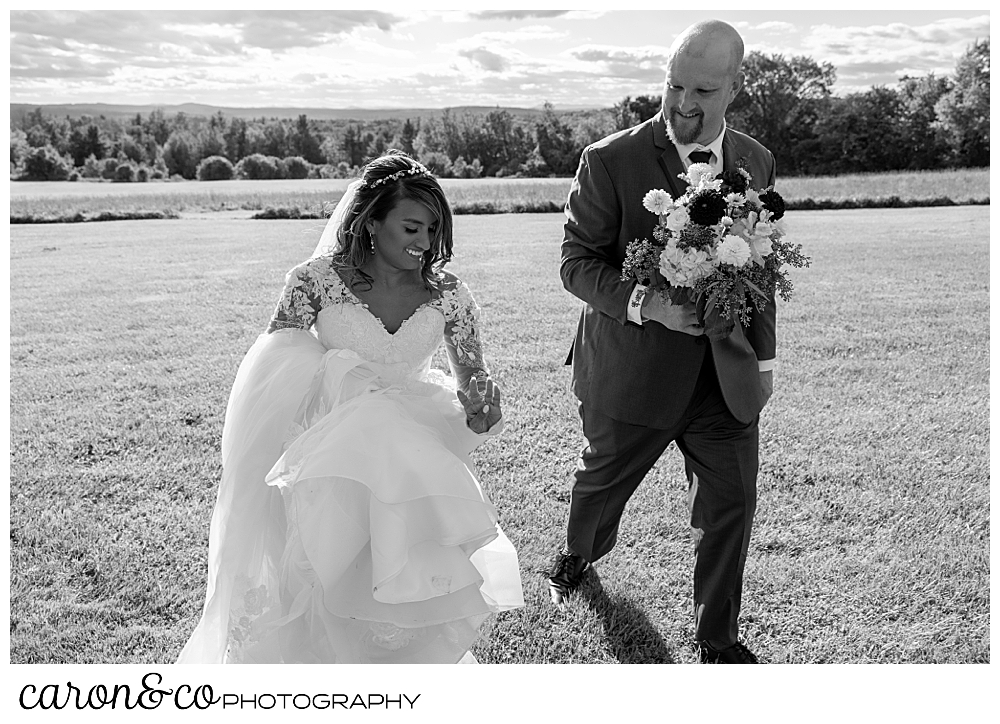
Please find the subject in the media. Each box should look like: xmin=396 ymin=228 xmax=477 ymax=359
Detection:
xmin=547 ymin=547 xmax=590 ymax=605
xmin=699 ymin=640 xmax=759 ymax=664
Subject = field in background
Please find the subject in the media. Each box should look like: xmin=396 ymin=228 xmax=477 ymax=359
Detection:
xmin=9 ymin=206 xmax=989 ymax=664
xmin=9 ymin=168 xmax=990 ymax=220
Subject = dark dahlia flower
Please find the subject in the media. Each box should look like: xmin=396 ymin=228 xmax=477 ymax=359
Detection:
xmin=687 ymin=189 xmax=727 ymax=226
xmin=759 ymin=189 xmax=786 ymax=220
xmin=718 ymin=168 xmax=749 ymax=195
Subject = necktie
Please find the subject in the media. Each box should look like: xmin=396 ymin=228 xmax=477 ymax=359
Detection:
xmin=688 ymin=150 xmax=713 ymax=165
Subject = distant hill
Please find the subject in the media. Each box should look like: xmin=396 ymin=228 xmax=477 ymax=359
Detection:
xmin=10 ymin=102 xmax=596 ymax=123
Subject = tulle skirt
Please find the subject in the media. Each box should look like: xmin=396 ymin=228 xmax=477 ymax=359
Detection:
xmin=177 ymin=329 xmax=523 ymax=664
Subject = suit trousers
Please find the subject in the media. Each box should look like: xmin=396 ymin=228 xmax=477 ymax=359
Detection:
xmin=566 ymin=350 xmax=759 ymax=648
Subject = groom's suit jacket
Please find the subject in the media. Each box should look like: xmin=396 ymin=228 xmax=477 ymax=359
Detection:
xmin=562 ymin=111 xmax=777 ymax=429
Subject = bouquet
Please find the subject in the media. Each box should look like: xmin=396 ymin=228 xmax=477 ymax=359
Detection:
xmin=621 ymin=162 xmax=810 ymax=341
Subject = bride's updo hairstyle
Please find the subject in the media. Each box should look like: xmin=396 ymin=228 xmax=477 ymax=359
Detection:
xmin=333 ymin=149 xmax=453 ymax=290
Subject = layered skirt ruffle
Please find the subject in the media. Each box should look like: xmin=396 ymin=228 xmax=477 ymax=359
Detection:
xmin=177 ymin=329 xmax=522 ymax=664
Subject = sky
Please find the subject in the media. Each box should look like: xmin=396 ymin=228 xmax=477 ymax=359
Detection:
xmin=8 ymin=7 xmax=992 ymax=110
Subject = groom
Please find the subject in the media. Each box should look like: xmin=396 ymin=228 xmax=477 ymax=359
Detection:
xmin=550 ymin=19 xmax=776 ymax=664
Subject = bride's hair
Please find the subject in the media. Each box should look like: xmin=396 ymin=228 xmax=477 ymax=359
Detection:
xmin=332 ymin=150 xmax=453 ymax=291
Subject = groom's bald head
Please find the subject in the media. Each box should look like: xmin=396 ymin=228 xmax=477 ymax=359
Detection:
xmin=668 ymin=20 xmax=745 ymax=80
xmin=661 ymin=20 xmax=746 ymax=145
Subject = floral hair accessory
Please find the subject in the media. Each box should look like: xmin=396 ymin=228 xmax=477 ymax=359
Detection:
xmin=365 ymin=163 xmax=431 ymax=189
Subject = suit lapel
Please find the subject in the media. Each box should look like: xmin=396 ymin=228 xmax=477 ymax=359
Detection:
xmin=652 ymin=112 xmax=688 ymax=199
xmin=722 ymin=130 xmax=739 ymax=173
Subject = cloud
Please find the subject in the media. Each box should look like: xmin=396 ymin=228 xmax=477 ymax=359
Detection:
xmin=569 ymin=45 xmax=670 ymax=68
xmin=458 ymin=48 xmax=509 ymax=73
xmin=754 ymin=21 xmax=796 ymax=33
xmin=440 ymin=26 xmax=567 ymax=50
xmin=10 ymin=10 xmax=405 ymax=57
xmin=804 ymin=15 xmax=990 ymax=63
xmin=467 ymin=10 xmax=571 ymax=22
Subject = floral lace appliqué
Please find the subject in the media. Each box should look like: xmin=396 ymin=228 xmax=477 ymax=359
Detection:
xmin=225 ymin=576 xmax=279 ymax=663
xmin=268 ymin=256 xmax=358 ymax=332
xmin=438 ymin=282 xmax=485 ymax=369
xmin=369 ymin=621 xmax=418 ymax=651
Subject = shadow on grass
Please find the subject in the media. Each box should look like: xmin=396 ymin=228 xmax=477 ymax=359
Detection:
xmin=578 ymin=569 xmax=676 ymax=664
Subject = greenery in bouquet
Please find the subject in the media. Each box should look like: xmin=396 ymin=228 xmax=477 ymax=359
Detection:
xmin=621 ymin=162 xmax=810 ymax=340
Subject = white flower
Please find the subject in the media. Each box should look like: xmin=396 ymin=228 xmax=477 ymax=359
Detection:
xmin=728 ymin=216 xmax=750 ymax=239
xmin=772 ymin=218 xmax=788 ymax=237
xmin=750 ymin=235 xmax=774 ymax=257
xmin=715 ymin=236 xmax=752 ymax=267
xmin=744 ymin=188 xmax=761 ymax=206
xmin=642 ymin=189 xmax=673 ymax=215
xmin=721 ymin=215 xmax=734 ymax=227
xmin=684 ymin=163 xmax=716 ymax=188
xmin=659 ymin=242 xmax=716 ymax=286
xmin=725 ymin=193 xmax=745 ymax=206
xmin=665 ymin=204 xmax=690 ymax=231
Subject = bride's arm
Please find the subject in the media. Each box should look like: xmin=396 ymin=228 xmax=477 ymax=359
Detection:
xmin=440 ymin=273 xmax=502 ymax=433
xmin=266 ymin=261 xmax=322 ymax=333
xmin=440 ymin=273 xmax=489 ymax=393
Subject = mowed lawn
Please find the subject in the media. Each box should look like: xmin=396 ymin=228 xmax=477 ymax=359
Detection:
xmin=9 ymin=206 xmax=989 ymax=664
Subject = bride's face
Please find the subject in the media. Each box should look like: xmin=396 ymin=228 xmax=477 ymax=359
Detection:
xmin=367 ymin=197 xmax=438 ymax=273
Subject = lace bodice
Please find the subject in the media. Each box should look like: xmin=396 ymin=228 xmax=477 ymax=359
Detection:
xmin=266 ymin=256 xmax=489 ymax=391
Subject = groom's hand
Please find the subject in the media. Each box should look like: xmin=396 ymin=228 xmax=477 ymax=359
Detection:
xmin=760 ymin=370 xmax=773 ymax=405
xmin=641 ymin=292 xmax=704 ymax=336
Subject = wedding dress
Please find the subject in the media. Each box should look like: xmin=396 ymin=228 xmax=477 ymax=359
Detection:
xmin=177 ymin=255 xmax=523 ymax=664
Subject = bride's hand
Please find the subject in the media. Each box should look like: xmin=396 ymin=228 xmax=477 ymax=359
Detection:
xmin=457 ymin=375 xmax=502 ymax=433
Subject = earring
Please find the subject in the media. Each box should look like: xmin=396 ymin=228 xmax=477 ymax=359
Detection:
xmin=369 ymin=232 xmax=376 ymax=255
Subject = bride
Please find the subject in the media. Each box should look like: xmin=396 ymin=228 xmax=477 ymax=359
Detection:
xmin=177 ymin=150 xmax=523 ymax=664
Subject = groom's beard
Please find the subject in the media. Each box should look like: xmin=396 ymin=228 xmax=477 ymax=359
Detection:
xmin=666 ymin=108 xmax=703 ymax=145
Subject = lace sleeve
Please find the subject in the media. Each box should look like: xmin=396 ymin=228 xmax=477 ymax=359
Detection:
xmin=266 ymin=262 xmax=322 ymax=333
xmin=440 ymin=277 xmax=489 ymax=394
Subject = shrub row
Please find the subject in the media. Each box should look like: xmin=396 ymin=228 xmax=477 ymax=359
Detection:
xmin=10 ymin=210 xmax=179 ymax=224
xmin=11 ymin=144 xmax=337 ymax=183
xmin=784 ymin=195 xmax=990 ymax=210
xmin=10 ymin=195 xmax=990 ymax=225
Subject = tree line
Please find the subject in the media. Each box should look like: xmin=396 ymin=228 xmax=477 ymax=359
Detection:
xmin=10 ymin=39 xmax=987 ymax=182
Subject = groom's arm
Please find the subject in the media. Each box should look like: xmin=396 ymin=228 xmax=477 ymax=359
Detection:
xmin=560 ymin=145 xmax=634 ymax=325
xmin=747 ymin=145 xmax=778 ymax=397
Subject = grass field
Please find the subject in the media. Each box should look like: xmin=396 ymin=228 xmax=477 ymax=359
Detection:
xmin=8 ymin=206 xmax=989 ymax=664
xmin=8 ymin=167 xmax=990 ymax=220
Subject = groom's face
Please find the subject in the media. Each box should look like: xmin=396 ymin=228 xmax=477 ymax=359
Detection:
xmin=663 ymin=48 xmax=742 ymax=146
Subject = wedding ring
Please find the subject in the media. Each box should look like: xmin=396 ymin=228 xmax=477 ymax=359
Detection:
xmin=482 ymin=405 xmax=490 ymax=414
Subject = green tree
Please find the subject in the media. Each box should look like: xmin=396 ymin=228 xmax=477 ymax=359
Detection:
xmin=728 ymin=52 xmax=837 ymax=175
xmin=609 ymin=96 xmax=638 ymax=132
xmin=341 ymin=125 xmax=367 ymax=167
xmin=162 ymin=131 xmax=198 ymax=178
xmin=143 ymin=108 xmax=171 ymax=146
xmin=19 ymin=144 xmax=72 ymax=180
xmin=935 ymin=38 xmax=989 ymax=167
xmin=260 ymin=121 xmax=289 ymax=158
xmin=812 ymin=87 xmax=909 ymax=173
xmin=224 ymin=117 xmax=249 ymax=161
xmin=197 ymin=126 xmax=226 ymax=161
xmin=67 ymin=124 xmax=106 ymax=166
xmin=535 ymin=102 xmax=580 ymax=175
xmin=393 ymin=118 xmax=417 ymax=155
xmin=197 ymin=155 xmax=236 ymax=181
xmin=291 ymin=115 xmax=324 ymax=164
xmin=897 ymin=74 xmax=951 ymax=169
xmin=10 ymin=129 xmax=31 ymax=170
